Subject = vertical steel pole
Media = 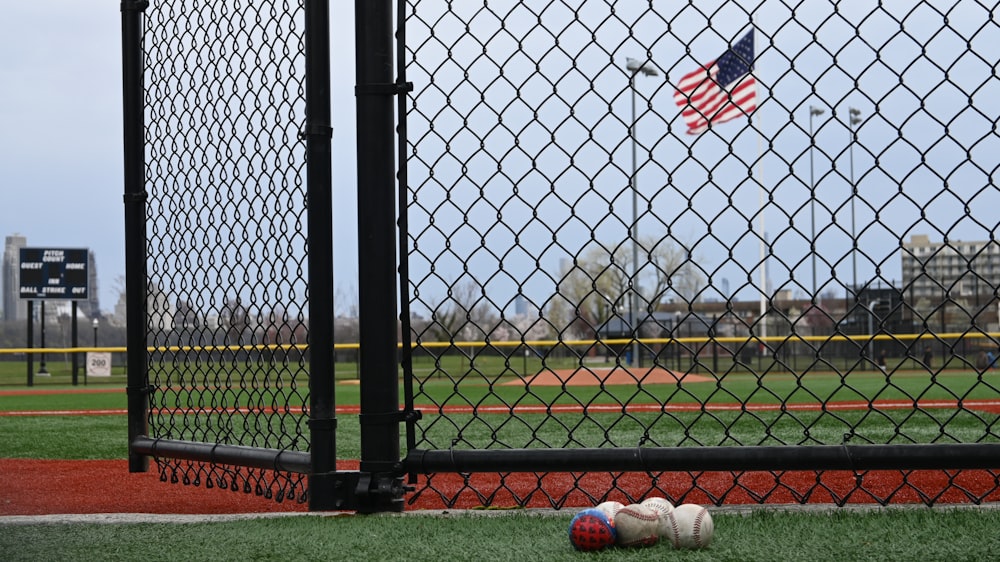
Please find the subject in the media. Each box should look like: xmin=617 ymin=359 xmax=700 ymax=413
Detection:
xmin=849 ymin=127 xmax=857 ymax=296
xmin=630 ymin=76 xmax=640 ymax=371
xmin=395 ymin=0 xmax=418 ymax=477
xmin=848 ymin=107 xmax=862 ymax=300
xmin=355 ymin=0 xmax=404 ymax=512
xmin=303 ymin=0 xmax=337 ymax=511
xmin=38 ymin=301 xmax=48 ymax=376
xmin=809 ymin=109 xmax=817 ymax=300
xmin=71 ymin=301 xmax=79 ymax=385
xmin=121 ymin=0 xmax=150 ymax=473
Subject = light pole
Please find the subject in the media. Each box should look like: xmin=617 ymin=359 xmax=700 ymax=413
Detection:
xmin=809 ymin=105 xmax=825 ymax=300
xmin=92 ymin=317 xmax=99 ymax=347
xmin=625 ymin=57 xmax=658 ymax=369
xmin=847 ymin=107 xmax=862 ymax=297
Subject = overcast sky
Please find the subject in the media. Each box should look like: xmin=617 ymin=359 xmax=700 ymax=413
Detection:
xmin=0 ymin=3 xmax=361 ymax=314
xmin=4 ymin=2 xmax=997 ymax=320
xmin=402 ymin=0 xmax=1000 ymax=311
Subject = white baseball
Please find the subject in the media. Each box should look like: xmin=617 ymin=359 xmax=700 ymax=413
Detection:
xmin=665 ymin=503 xmax=714 ymax=549
xmin=641 ymin=496 xmax=675 ymax=537
xmin=641 ymin=496 xmax=674 ymax=516
xmin=613 ymin=503 xmax=659 ymax=547
xmin=595 ymin=500 xmax=624 ymax=520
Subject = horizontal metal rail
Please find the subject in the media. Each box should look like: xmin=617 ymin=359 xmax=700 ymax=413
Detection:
xmin=132 ymin=436 xmax=312 ymax=474
xmin=405 ymin=444 xmax=1000 ymax=474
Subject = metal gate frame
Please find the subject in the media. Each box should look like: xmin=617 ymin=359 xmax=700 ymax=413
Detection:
xmin=121 ymin=0 xmax=407 ymax=513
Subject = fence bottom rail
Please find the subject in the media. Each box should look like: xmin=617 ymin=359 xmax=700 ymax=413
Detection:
xmin=404 ymin=443 xmax=1000 ymax=474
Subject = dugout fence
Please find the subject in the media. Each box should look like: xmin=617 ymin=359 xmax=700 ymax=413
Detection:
xmin=124 ymin=0 xmax=1000 ymax=512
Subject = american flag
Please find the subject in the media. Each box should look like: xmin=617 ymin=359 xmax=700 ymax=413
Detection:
xmin=674 ymin=30 xmax=757 ymax=135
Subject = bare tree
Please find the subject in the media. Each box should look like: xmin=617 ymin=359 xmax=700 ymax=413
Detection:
xmin=551 ymin=233 xmax=704 ymax=337
xmin=550 ymin=242 xmax=627 ymax=339
xmin=221 ymin=296 xmax=249 ymax=349
xmin=423 ymin=279 xmax=498 ymax=342
xmin=335 ymin=281 xmax=359 ymax=318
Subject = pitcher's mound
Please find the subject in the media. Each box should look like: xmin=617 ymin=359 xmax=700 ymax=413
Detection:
xmin=506 ymin=366 xmax=712 ymax=386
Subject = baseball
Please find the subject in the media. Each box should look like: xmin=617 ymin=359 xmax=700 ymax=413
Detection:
xmin=641 ymin=496 xmax=674 ymax=517
xmin=640 ymin=496 xmax=675 ymax=538
xmin=664 ymin=503 xmax=714 ymax=549
xmin=613 ymin=503 xmax=659 ymax=547
xmin=595 ymin=500 xmax=624 ymax=520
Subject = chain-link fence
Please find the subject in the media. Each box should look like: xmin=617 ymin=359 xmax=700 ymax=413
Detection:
xmin=123 ymin=0 xmax=1000 ymax=512
xmin=123 ymin=0 xmax=325 ymax=506
xmin=400 ymin=1 xmax=1000 ymax=507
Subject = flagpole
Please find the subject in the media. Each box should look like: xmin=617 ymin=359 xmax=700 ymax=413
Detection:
xmin=752 ymin=23 xmax=767 ymax=353
xmin=757 ymin=109 xmax=767 ymax=352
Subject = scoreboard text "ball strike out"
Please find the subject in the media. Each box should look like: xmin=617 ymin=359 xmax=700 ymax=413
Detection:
xmin=19 ymin=248 xmax=89 ymax=300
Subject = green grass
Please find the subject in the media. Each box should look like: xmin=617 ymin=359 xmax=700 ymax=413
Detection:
xmin=1 ymin=509 xmax=999 ymax=561
xmin=4 ymin=404 xmax=998 ymax=461
xmin=3 ymin=362 xmax=1000 ymax=460
xmin=415 ymin=408 xmax=1000 ymax=450
xmin=3 ymin=368 xmax=997 ymax=413
xmin=0 ymin=416 xmax=128 ymax=459
xmin=0 ymin=357 xmax=126 ymax=385
xmin=6 ymin=351 xmax=999 ymax=410
xmin=0 ymin=391 xmax=126 ymax=411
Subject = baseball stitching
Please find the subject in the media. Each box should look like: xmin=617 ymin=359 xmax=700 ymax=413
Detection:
xmin=668 ymin=511 xmax=680 ymax=548
xmin=692 ymin=508 xmax=705 ymax=548
xmin=620 ymin=507 xmax=658 ymax=522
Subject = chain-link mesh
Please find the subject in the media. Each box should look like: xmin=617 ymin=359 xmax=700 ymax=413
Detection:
xmin=401 ymin=1 xmax=1000 ymax=507
xmin=142 ymin=0 xmax=309 ymax=504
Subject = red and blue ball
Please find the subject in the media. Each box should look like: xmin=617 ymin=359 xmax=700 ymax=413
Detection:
xmin=568 ymin=508 xmax=617 ymax=551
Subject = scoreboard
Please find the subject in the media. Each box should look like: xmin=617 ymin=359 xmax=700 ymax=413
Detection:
xmin=19 ymin=248 xmax=89 ymax=300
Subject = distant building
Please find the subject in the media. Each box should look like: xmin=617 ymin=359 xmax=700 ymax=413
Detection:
xmin=86 ymin=250 xmax=100 ymax=318
xmin=2 ymin=234 xmax=28 ymax=321
xmin=111 ymin=291 xmax=127 ymax=328
xmin=901 ymin=234 xmax=1000 ymax=330
xmin=512 ymin=294 xmax=538 ymax=317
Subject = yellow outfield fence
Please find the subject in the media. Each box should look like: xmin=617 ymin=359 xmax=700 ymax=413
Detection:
xmin=2 ymin=330 xmax=997 ymax=354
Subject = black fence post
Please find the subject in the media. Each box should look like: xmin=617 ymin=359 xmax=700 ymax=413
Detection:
xmin=121 ymin=0 xmax=149 ymax=474
xmin=26 ymin=301 xmax=33 ymax=387
xmin=303 ymin=0 xmax=338 ymax=512
xmin=354 ymin=0 xmax=405 ymax=513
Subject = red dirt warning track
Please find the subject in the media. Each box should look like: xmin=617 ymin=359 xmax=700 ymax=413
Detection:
xmin=4 ymin=458 xmax=1000 ymax=515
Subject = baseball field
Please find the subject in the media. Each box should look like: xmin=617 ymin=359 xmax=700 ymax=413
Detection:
xmin=3 ymin=358 xmax=1000 ymax=560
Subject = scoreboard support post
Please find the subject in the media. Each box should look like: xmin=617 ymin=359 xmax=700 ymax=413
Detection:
xmin=71 ymin=301 xmax=79 ymax=386
xmin=26 ymin=301 xmax=34 ymax=387
xmin=38 ymin=301 xmax=49 ymax=377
